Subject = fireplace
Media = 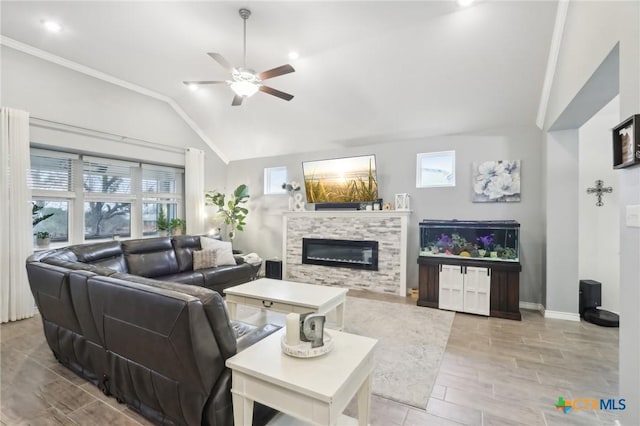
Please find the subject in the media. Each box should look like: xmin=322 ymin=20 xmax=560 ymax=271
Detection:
xmin=302 ymin=238 xmax=378 ymax=271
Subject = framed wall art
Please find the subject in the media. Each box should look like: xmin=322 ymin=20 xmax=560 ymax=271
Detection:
xmin=612 ymin=114 xmax=640 ymax=169
xmin=472 ymin=160 xmax=521 ymax=203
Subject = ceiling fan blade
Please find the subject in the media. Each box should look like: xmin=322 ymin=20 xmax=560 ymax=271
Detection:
xmin=258 ymin=64 xmax=295 ymax=81
xmin=259 ymin=85 xmax=294 ymax=101
xmin=231 ymin=95 xmax=244 ymax=106
xmin=183 ymin=81 xmax=227 ymax=85
xmin=207 ymin=52 xmax=235 ymax=73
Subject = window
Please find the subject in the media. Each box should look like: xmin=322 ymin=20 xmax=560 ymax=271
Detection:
xmin=84 ymin=202 xmax=131 ymax=239
xmin=416 ymin=151 xmax=456 ymax=188
xmin=30 ymin=148 xmax=184 ymax=244
xmin=82 ymin=156 xmax=136 ymax=240
xmin=32 ymin=200 xmax=69 ymax=242
xmin=142 ymin=164 xmax=183 ymax=236
xmin=29 ymin=149 xmax=77 ymax=243
xmin=264 ymin=166 xmax=288 ymax=194
xmin=30 ymin=150 xmax=74 ymax=192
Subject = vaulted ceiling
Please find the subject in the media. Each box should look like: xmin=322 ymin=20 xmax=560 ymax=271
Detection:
xmin=1 ymin=1 xmax=557 ymax=162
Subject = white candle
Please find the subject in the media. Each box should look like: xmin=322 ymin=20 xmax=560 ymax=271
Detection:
xmin=286 ymin=313 xmax=300 ymax=346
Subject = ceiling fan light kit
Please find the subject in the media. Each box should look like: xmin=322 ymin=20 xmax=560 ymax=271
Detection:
xmin=183 ymin=8 xmax=295 ymax=106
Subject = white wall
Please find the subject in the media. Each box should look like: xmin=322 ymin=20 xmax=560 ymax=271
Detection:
xmin=578 ymin=96 xmax=620 ymax=313
xmin=227 ymin=126 xmax=545 ymax=304
xmin=0 ymin=45 xmax=227 ymax=186
xmin=545 ymin=129 xmax=579 ymax=315
xmin=543 ymin=1 xmax=639 ymax=422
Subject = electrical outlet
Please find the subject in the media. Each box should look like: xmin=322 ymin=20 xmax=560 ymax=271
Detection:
xmin=626 ymin=205 xmax=640 ymax=227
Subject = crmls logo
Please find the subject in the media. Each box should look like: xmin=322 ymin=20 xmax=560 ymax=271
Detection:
xmin=555 ymin=396 xmax=626 ymax=413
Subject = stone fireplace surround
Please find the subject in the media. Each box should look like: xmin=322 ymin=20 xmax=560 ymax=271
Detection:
xmin=283 ymin=210 xmax=410 ymax=295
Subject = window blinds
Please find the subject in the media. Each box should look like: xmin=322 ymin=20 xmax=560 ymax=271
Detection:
xmin=29 ymin=150 xmax=77 ymax=191
xmin=82 ymin=156 xmax=137 ymax=194
xmin=142 ymin=164 xmax=182 ymax=194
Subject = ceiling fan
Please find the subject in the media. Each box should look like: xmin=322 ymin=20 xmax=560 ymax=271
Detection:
xmin=183 ymin=8 xmax=295 ymax=106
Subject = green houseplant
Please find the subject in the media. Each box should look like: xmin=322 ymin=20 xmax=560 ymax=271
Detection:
xmin=205 ymin=184 xmax=249 ymax=240
xmin=33 ymin=203 xmax=54 ymax=248
xmin=169 ymin=218 xmax=186 ymax=236
xmin=157 ymin=207 xmax=170 ymax=236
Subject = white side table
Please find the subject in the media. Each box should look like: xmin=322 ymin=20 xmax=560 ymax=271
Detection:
xmin=226 ymin=329 xmax=377 ymax=426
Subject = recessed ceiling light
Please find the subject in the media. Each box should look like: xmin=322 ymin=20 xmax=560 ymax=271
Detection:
xmin=188 ymin=83 xmax=199 ymax=92
xmin=457 ymin=0 xmax=475 ymax=7
xmin=43 ymin=20 xmax=62 ymax=33
xmin=288 ymin=51 xmax=299 ymax=60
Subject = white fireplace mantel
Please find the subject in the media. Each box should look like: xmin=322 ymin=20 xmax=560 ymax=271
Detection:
xmin=282 ymin=210 xmax=411 ymax=296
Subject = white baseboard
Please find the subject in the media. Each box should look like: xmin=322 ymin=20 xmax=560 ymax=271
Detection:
xmin=519 ymin=301 xmax=544 ymax=313
xmin=544 ymin=310 xmax=580 ymax=322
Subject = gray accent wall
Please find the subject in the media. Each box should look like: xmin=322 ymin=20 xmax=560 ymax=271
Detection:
xmin=227 ymin=126 xmax=544 ymax=304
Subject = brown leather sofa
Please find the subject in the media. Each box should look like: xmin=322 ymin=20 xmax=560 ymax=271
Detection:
xmin=26 ymin=236 xmax=278 ymax=425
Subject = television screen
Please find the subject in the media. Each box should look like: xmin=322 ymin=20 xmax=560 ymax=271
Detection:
xmin=302 ymin=155 xmax=378 ymax=204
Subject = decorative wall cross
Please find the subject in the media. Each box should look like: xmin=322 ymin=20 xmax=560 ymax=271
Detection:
xmin=586 ymin=180 xmax=613 ymax=207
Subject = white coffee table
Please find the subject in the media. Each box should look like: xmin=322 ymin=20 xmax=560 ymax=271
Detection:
xmin=224 ymin=278 xmax=348 ymax=330
xmin=226 ymin=328 xmax=377 ymax=426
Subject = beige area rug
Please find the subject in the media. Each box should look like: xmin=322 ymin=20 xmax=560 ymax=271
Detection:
xmin=234 ymin=295 xmax=454 ymax=409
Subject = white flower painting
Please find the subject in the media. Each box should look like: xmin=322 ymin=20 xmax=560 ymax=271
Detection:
xmin=472 ymin=160 xmax=521 ymax=202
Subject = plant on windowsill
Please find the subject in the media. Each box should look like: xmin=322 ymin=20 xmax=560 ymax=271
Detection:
xmin=157 ymin=207 xmax=170 ymax=237
xmin=35 ymin=231 xmax=51 ymax=248
xmin=33 ymin=203 xmax=55 ymax=248
xmin=169 ymin=218 xmax=186 ymax=236
xmin=205 ymin=184 xmax=249 ymax=241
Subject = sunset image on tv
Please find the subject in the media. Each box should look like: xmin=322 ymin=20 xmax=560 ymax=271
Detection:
xmin=302 ymin=155 xmax=378 ymax=203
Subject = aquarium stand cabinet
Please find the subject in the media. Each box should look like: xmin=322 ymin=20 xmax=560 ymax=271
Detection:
xmin=417 ymin=256 xmax=521 ymax=320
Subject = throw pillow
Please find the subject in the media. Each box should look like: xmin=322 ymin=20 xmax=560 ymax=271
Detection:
xmin=193 ymin=249 xmax=217 ymax=270
xmin=200 ymin=236 xmax=237 ymax=266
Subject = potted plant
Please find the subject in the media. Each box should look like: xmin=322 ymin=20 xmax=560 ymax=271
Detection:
xmin=205 ymin=184 xmax=249 ymax=240
xmin=32 ymin=203 xmax=54 ymax=248
xmin=157 ymin=207 xmax=169 ymax=237
xmin=35 ymin=231 xmax=51 ymax=248
xmin=169 ymin=218 xmax=186 ymax=236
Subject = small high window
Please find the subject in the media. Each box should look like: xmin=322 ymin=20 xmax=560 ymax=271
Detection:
xmin=264 ymin=166 xmax=288 ymax=194
xmin=416 ymin=151 xmax=456 ymax=188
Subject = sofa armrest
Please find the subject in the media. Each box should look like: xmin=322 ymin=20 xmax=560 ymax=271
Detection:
xmin=233 ymin=321 xmax=281 ymax=352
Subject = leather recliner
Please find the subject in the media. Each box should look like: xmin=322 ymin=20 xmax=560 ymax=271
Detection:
xmin=26 ymin=237 xmax=278 ymax=425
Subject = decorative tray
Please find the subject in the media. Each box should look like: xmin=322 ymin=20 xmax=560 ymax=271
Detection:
xmin=280 ymin=332 xmax=333 ymax=358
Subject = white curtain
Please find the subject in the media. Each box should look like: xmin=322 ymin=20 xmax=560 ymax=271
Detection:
xmin=185 ymin=147 xmax=205 ymax=235
xmin=0 ymin=108 xmax=35 ymax=323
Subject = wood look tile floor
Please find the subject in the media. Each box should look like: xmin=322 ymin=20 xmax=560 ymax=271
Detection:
xmin=0 ymin=291 xmax=619 ymax=426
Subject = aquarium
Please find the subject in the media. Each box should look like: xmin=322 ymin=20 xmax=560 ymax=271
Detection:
xmin=419 ymin=220 xmax=520 ymax=262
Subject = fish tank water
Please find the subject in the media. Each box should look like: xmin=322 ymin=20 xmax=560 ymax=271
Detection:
xmin=419 ymin=220 xmax=520 ymax=262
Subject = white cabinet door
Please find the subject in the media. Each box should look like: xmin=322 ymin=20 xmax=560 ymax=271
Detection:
xmin=463 ymin=266 xmax=491 ymax=316
xmin=439 ymin=265 xmax=464 ymax=311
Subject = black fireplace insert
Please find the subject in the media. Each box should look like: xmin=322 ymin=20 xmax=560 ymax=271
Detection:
xmin=302 ymin=238 xmax=378 ymax=271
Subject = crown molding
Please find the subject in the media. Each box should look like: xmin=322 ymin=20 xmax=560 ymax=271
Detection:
xmin=536 ymin=0 xmax=569 ymax=130
xmin=0 ymin=36 xmax=229 ymax=164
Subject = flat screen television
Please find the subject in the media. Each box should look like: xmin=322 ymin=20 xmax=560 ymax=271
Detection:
xmin=302 ymin=154 xmax=378 ymax=204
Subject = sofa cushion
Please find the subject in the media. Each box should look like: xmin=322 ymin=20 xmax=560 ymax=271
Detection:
xmin=201 ymin=263 xmax=255 ymax=290
xmin=171 ymin=235 xmax=201 ymax=272
xmin=110 ymin=273 xmax=237 ymax=360
xmin=193 ymin=249 xmax=216 ymax=270
xmin=156 ymin=271 xmax=206 ymax=287
xmin=201 ymin=237 xmax=236 ymax=266
xmin=121 ymin=237 xmax=179 ymax=278
xmin=70 ymin=241 xmax=127 ymax=273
